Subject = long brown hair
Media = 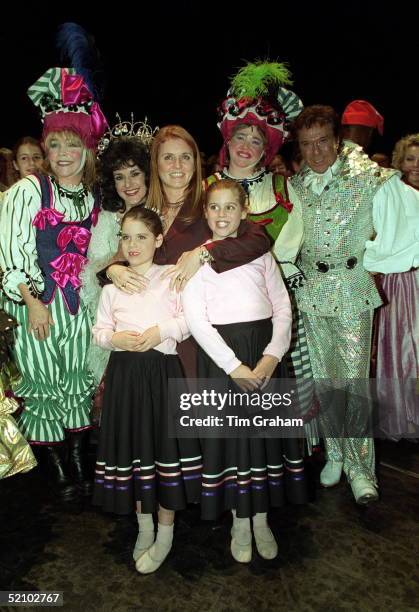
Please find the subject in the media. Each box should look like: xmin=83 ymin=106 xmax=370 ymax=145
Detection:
xmin=146 ymin=125 xmax=203 ymax=224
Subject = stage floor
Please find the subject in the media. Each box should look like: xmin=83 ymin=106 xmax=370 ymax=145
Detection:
xmin=1 ymin=440 xmax=418 ymax=612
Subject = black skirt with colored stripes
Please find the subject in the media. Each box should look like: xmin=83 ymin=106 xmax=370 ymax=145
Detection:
xmin=93 ymin=350 xmax=202 ymax=515
xmin=198 ymin=318 xmax=308 ymax=520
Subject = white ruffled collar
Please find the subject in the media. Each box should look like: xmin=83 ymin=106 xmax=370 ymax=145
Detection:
xmin=303 ymin=157 xmax=342 ymax=194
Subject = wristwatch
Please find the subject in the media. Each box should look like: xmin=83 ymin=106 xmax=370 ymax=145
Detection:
xmin=199 ymin=246 xmax=214 ymax=265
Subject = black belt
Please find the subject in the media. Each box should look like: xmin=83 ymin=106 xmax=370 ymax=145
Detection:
xmin=315 ymin=256 xmax=358 ymax=273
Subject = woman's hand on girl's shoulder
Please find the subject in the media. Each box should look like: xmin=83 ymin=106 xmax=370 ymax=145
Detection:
xmin=107 ymin=264 xmax=149 ymax=293
xmin=160 ymin=247 xmax=201 ymax=292
xmin=229 ymin=364 xmax=263 ymax=391
xmin=111 ymin=331 xmax=142 ymax=350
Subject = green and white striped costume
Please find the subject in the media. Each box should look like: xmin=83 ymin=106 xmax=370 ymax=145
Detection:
xmin=0 ymin=176 xmax=95 ymax=443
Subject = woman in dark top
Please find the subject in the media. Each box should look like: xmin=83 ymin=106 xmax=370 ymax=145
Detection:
xmin=105 ymin=125 xmax=271 ymax=291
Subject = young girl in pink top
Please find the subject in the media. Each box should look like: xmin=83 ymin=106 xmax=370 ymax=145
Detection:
xmin=92 ymin=206 xmax=201 ymax=574
xmin=182 ymin=180 xmax=307 ymax=563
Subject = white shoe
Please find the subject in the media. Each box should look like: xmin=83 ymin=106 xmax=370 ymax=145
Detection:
xmin=253 ymin=525 xmax=278 ymax=560
xmin=320 ymin=461 xmax=343 ymax=487
xmin=350 ymin=477 xmax=379 ymax=505
xmin=231 ymin=526 xmax=252 ymax=563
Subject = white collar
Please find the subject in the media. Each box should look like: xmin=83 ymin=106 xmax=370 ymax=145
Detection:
xmin=303 ymin=157 xmax=342 ymax=195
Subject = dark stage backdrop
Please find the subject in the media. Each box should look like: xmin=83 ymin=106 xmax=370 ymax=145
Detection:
xmin=1 ymin=2 xmax=418 ymax=158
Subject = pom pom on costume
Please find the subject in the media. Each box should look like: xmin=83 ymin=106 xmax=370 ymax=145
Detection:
xmin=217 ymin=60 xmax=303 ymax=167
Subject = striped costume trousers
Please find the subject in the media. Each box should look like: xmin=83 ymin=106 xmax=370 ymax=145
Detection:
xmin=3 ymin=291 xmax=94 ymax=443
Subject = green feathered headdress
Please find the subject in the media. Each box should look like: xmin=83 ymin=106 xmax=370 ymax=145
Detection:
xmin=217 ymin=59 xmax=303 ymax=167
xmin=230 ymin=61 xmax=293 ymax=99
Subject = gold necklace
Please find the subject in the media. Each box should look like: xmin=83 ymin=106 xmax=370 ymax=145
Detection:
xmin=166 ymin=200 xmax=183 ymax=209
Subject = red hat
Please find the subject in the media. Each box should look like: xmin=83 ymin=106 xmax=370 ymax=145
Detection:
xmin=341 ymin=100 xmax=384 ymax=135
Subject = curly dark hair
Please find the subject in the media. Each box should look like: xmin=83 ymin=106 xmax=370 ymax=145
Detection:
xmin=99 ymin=137 xmax=150 ymax=212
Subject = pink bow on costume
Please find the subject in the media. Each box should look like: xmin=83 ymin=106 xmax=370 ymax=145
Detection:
xmin=50 ymin=252 xmax=87 ymax=289
xmin=32 ymin=208 xmax=65 ymax=230
xmin=60 ymin=71 xmax=108 ymax=148
xmin=57 ymin=225 xmax=91 ymax=254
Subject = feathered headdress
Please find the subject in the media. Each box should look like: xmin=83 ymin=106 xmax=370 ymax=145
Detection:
xmin=27 ymin=23 xmax=108 ymax=149
xmin=218 ymin=60 xmax=303 ymax=167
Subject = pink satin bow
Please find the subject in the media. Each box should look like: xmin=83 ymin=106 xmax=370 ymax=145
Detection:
xmin=61 ymin=71 xmax=108 ymax=145
xmin=50 ymin=252 xmax=87 ymax=289
xmin=57 ymin=225 xmax=91 ymax=254
xmin=32 ymin=208 xmax=65 ymax=230
xmin=61 ymin=71 xmax=92 ymax=106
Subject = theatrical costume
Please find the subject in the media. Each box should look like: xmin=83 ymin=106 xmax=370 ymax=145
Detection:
xmin=0 ymin=310 xmax=36 ymax=479
xmin=182 ymin=253 xmax=307 ymax=519
xmin=290 ymin=141 xmax=419 ymax=488
xmin=92 ymin=264 xmax=202 ymax=515
xmin=0 ymin=50 xmax=108 ymax=499
xmin=205 ymin=61 xmax=317 ymax=448
xmin=374 ymin=178 xmax=419 ymax=439
xmin=0 ymin=173 xmax=99 ymax=442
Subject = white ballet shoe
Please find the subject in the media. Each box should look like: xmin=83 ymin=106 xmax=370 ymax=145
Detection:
xmin=231 ymin=526 xmax=252 ymax=563
xmin=320 ymin=461 xmax=343 ymax=487
xmin=135 ymin=523 xmax=173 ymax=574
xmin=133 ymin=513 xmax=155 ymax=561
xmin=253 ymin=525 xmax=278 ymax=560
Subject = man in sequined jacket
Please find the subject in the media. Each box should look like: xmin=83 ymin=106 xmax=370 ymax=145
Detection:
xmin=287 ymin=105 xmax=419 ymax=504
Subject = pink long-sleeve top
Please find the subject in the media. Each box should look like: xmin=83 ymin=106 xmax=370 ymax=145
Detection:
xmin=93 ymin=264 xmax=189 ymax=355
xmin=181 ymin=253 xmax=292 ymax=374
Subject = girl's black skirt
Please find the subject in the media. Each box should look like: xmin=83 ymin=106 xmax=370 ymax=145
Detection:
xmin=198 ymin=318 xmax=307 ymax=520
xmin=93 ymin=350 xmax=202 ymax=515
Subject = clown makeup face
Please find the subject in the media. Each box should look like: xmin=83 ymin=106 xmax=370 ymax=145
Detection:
xmin=401 ymin=145 xmax=419 ymax=188
xmin=13 ymin=143 xmax=44 ymax=179
xmin=298 ymin=123 xmax=339 ymax=174
xmin=227 ymin=125 xmax=266 ymax=178
xmin=45 ymin=132 xmax=86 ymax=186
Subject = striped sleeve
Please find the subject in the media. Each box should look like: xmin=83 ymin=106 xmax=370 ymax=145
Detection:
xmin=0 ymin=176 xmax=45 ymax=301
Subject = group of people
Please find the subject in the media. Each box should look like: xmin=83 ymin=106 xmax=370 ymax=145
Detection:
xmin=0 ymin=57 xmax=418 ymax=575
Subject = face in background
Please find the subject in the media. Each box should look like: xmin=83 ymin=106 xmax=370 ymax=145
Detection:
xmin=401 ymin=145 xmax=419 ymax=187
xmin=269 ymin=154 xmax=291 ymax=177
xmin=113 ymin=162 xmax=147 ymax=209
xmin=157 ymin=138 xmax=195 ymax=195
xmin=120 ymin=218 xmax=163 ymax=268
xmin=341 ymin=124 xmax=374 ymax=150
xmin=45 ymin=132 xmax=85 ymax=186
xmin=13 ymin=143 xmax=44 ymax=179
xmin=298 ymin=123 xmax=339 ymax=174
xmin=228 ymin=125 xmax=265 ymax=174
xmin=205 ymin=187 xmax=247 ymax=241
